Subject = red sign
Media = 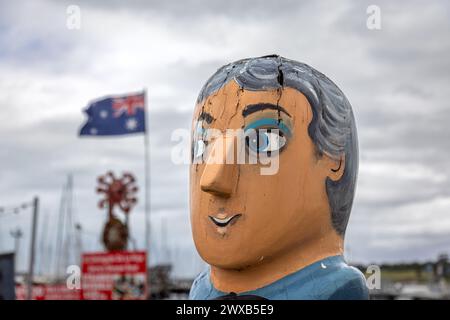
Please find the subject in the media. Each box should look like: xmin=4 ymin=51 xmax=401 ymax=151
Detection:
xmin=81 ymin=251 xmax=147 ymax=300
xmin=16 ymin=284 xmax=81 ymax=300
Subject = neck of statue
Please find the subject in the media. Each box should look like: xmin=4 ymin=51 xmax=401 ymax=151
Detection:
xmin=210 ymin=229 xmax=344 ymax=294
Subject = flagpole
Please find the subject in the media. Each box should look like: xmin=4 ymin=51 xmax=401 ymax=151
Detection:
xmin=143 ymin=89 xmax=151 ymax=269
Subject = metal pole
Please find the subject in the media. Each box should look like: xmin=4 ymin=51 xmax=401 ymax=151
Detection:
xmin=27 ymin=196 xmax=39 ymax=300
xmin=14 ymin=235 xmax=20 ymax=254
xmin=75 ymin=223 xmax=83 ymax=266
xmin=39 ymin=213 xmax=49 ymax=276
xmin=10 ymin=228 xmax=22 ymax=255
xmin=143 ymin=89 xmax=152 ymax=300
xmin=63 ymin=175 xmax=73 ymax=275
xmin=144 ymin=89 xmax=151 ymax=262
xmin=55 ymin=180 xmax=67 ymax=278
xmin=10 ymin=228 xmax=23 ymax=267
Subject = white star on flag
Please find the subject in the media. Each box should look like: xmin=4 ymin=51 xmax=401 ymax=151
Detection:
xmin=99 ymin=110 xmax=108 ymax=119
xmin=125 ymin=118 xmax=138 ymax=130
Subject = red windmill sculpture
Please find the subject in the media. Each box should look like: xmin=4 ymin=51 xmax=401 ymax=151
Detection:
xmin=97 ymin=171 xmax=138 ymax=251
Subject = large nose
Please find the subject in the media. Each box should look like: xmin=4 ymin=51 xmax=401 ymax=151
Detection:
xmin=200 ymin=134 xmax=238 ymax=198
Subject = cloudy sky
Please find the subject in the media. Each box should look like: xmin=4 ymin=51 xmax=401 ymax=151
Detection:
xmin=0 ymin=0 xmax=449 ymax=279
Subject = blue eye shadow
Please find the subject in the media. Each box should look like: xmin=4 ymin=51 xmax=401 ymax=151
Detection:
xmin=244 ymin=118 xmax=292 ymax=138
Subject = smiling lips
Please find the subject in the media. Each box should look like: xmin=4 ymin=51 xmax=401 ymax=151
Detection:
xmin=208 ymin=214 xmax=242 ymax=227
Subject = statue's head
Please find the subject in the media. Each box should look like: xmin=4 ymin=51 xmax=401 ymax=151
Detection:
xmin=190 ymin=55 xmax=358 ymax=270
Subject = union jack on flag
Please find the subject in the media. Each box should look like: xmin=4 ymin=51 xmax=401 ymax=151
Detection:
xmin=112 ymin=95 xmax=145 ymax=118
xmin=79 ymin=92 xmax=146 ymax=136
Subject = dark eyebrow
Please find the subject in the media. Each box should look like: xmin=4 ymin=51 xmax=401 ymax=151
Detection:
xmin=242 ymin=103 xmax=291 ymax=118
xmin=198 ymin=111 xmax=214 ymax=124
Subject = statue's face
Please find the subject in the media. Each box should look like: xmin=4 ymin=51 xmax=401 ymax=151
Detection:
xmin=190 ymin=80 xmax=343 ymax=269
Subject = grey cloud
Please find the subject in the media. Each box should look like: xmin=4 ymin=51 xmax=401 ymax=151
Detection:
xmin=57 ymin=0 xmax=311 ymax=20
xmin=1 ymin=0 xmax=450 ymax=277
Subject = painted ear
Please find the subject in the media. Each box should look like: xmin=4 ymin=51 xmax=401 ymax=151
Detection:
xmin=323 ymin=154 xmax=345 ymax=181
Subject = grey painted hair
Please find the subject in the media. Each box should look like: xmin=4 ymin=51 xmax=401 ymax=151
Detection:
xmin=197 ymin=55 xmax=358 ymax=236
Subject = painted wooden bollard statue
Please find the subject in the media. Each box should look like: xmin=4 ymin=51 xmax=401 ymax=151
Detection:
xmin=97 ymin=171 xmax=138 ymax=251
xmin=189 ymin=55 xmax=368 ymax=299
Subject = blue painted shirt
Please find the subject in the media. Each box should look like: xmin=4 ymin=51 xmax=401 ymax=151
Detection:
xmin=189 ymin=255 xmax=368 ymax=300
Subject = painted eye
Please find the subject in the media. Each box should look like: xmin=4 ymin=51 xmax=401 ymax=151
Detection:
xmin=194 ymin=140 xmax=206 ymax=158
xmin=192 ymin=121 xmax=207 ymax=160
xmin=246 ymin=129 xmax=286 ymax=154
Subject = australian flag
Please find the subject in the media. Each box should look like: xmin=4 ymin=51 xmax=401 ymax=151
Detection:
xmin=79 ymin=92 xmax=146 ymax=136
